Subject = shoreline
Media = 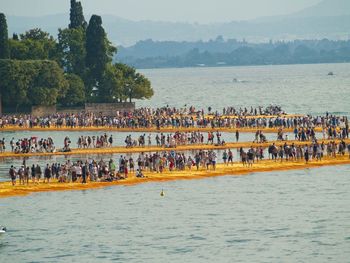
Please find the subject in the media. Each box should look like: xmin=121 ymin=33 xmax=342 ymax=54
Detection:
xmin=1 ymin=156 xmax=350 ymax=199
xmin=0 ymin=138 xmax=349 ymax=158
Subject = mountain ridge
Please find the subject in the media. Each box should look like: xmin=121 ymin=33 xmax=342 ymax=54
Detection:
xmin=5 ymin=0 xmax=350 ymax=46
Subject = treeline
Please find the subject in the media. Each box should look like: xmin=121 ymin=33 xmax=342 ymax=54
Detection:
xmin=0 ymin=0 xmax=153 ymax=111
xmin=118 ymin=37 xmax=350 ymax=68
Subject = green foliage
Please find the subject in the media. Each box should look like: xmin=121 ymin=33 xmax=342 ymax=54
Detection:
xmin=86 ymin=15 xmax=107 ymax=82
xmin=69 ymin=0 xmax=87 ymax=29
xmin=29 ymin=86 xmax=59 ymax=106
xmin=8 ymin=39 xmax=28 ymax=60
xmin=96 ymin=64 xmax=122 ymax=102
xmin=1 ymin=1 xmax=153 ymax=109
xmin=12 ymin=33 xmax=19 ymax=41
xmin=0 ymin=60 xmax=68 ymax=108
xmin=9 ymin=29 xmax=59 ymax=61
xmin=59 ymin=74 xmax=85 ymax=106
xmin=20 ymin=28 xmax=51 ymax=41
xmin=86 ymin=15 xmax=116 ymax=89
xmin=0 ymin=13 xmax=10 ymax=59
xmin=57 ymin=28 xmax=86 ymax=77
xmin=114 ymin=63 xmax=153 ymax=102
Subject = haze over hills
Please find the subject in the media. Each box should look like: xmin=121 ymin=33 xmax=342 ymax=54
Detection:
xmin=291 ymin=0 xmax=350 ymax=17
xmin=6 ymin=0 xmax=350 ymax=46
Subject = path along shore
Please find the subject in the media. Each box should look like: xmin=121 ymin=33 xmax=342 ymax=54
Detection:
xmin=1 ymin=155 xmax=350 ymax=199
xmin=1 ymin=139 xmax=349 ymax=158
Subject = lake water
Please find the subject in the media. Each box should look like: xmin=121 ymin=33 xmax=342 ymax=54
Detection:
xmin=1 ymin=63 xmax=350 ymax=262
xmin=139 ymin=63 xmax=350 ymax=116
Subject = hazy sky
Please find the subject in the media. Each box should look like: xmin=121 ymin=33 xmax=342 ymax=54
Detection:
xmin=3 ymin=0 xmax=322 ymax=23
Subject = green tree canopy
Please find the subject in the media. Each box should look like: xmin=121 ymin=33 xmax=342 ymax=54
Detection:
xmin=114 ymin=63 xmax=153 ymax=102
xmin=85 ymin=15 xmax=116 ymax=93
xmin=58 ymin=27 xmax=86 ymax=77
xmin=69 ymin=0 xmax=87 ymax=29
xmin=0 ymin=13 xmax=10 ymax=59
xmin=20 ymin=28 xmax=52 ymax=41
xmin=0 ymin=60 xmax=68 ymax=108
xmin=0 ymin=0 xmax=153 ymax=111
xmin=9 ymin=29 xmax=59 ymax=61
xmin=59 ymin=73 xmax=86 ymax=106
xmin=97 ymin=64 xmax=122 ymax=102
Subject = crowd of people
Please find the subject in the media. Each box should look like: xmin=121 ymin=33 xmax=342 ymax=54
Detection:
xmin=76 ymin=134 xmax=114 ymax=148
xmin=0 ymin=108 xmax=348 ymax=137
xmin=0 ymin=105 xmax=286 ymax=129
xmin=8 ymin=138 xmax=350 ymax=186
xmin=222 ymin=105 xmax=285 ymax=116
xmin=5 ymin=137 xmax=56 ymax=154
xmin=1 ymin=124 xmax=349 ymax=157
xmin=124 ymin=131 xmax=225 ymax=148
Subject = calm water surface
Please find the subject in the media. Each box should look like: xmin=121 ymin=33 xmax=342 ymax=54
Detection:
xmin=1 ymin=167 xmax=350 ymax=262
xmin=1 ymin=64 xmax=350 ymax=262
xmin=139 ymin=63 xmax=350 ymax=116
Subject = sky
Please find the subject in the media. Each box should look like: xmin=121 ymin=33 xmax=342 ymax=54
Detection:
xmin=2 ymin=0 xmax=323 ymax=23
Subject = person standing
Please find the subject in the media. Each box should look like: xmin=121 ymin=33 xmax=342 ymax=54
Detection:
xmin=44 ymin=164 xmax=51 ymax=183
xmin=222 ymin=150 xmax=228 ymax=165
xmin=35 ymin=164 xmax=42 ymax=183
xmin=304 ymin=147 xmax=309 ymax=164
xmin=82 ymin=163 xmax=87 ymax=184
xmin=24 ymin=166 xmax=30 ymax=185
xmin=31 ymin=164 xmax=36 ymax=183
xmin=9 ymin=166 xmax=16 ymax=186
xmin=228 ymin=149 xmax=233 ymax=165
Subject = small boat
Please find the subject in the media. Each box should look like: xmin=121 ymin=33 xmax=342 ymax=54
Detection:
xmin=0 ymin=226 xmax=7 ymax=234
xmin=328 ymin=72 xmax=334 ymax=76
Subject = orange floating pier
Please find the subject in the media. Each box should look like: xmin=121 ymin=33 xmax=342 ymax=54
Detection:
xmin=1 ymin=156 xmax=350 ymax=199
xmin=0 ymin=125 xmax=297 ymax=133
xmin=0 ymin=138 xmax=348 ymax=158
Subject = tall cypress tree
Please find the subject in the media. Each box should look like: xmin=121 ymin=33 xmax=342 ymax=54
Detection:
xmin=85 ymin=15 xmax=108 ymax=87
xmin=0 ymin=13 xmax=10 ymax=59
xmin=69 ymin=0 xmax=86 ymax=29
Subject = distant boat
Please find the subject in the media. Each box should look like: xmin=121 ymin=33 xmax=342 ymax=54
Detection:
xmin=233 ymin=78 xmax=248 ymax=83
xmin=328 ymin=72 xmax=334 ymax=76
xmin=0 ymin=226 xmax=6 ymax=234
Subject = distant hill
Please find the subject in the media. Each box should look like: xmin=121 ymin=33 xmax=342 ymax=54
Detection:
xmin=116 ymin=38 xmax=350 ymax=69
xmin=292 ymin=0 xmax=350 ymax=17
xmin=6 ymin=0 xmax=350 ymax=46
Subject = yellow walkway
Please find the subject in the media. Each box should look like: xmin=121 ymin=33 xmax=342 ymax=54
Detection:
xmin=1 ymin=155 xmax=349 ymax=199
xmin=0 ymin=138 xmax=348 ymax=158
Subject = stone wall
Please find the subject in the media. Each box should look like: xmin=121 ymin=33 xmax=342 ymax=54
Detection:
xmin=31 ymin=105 xmax=57 ymax=117
xmin=84 ymin=102 xmax=135 ymax=115
xmin=29 ymin=103 xmax=135 ymax=116
xmin=57 ymin=107 xmax=85 ymax=115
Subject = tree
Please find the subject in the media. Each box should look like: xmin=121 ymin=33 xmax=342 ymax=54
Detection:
xmin=12 ymin=33 xmax=19 ymax=41
xmin=0 ymin=13 xmax=10 ymax=59
xmin=85 ymin=15 xmax=116 ymax=94
xmin=0 ymin=59 xmax=33 ymax=109
xmin=29 ymin=61 xmax=68 ymax=105
xmin=59 ymin=74 xmax=85 ymax=106
xmin=97 ymin=64 xmax=122 ymax=102
xmin=58 ymin=27 xmax=86 ymax=77
xmin=20 ymin=28 xmax=51 ymax=41
xmin=69 ymin=0 xmax=87 ymax=29
xmin=0 ymin=60 xmax=68 ymax=109
xmin=8 ymin=39 xmax=29 ymax=60
xmin=132 ymin=72 xmax=153 ymax=101
xmin=114 ymin=63 xmax=153 ymax=102
xmin=9 ymin=29 xmax=59 ymax=61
